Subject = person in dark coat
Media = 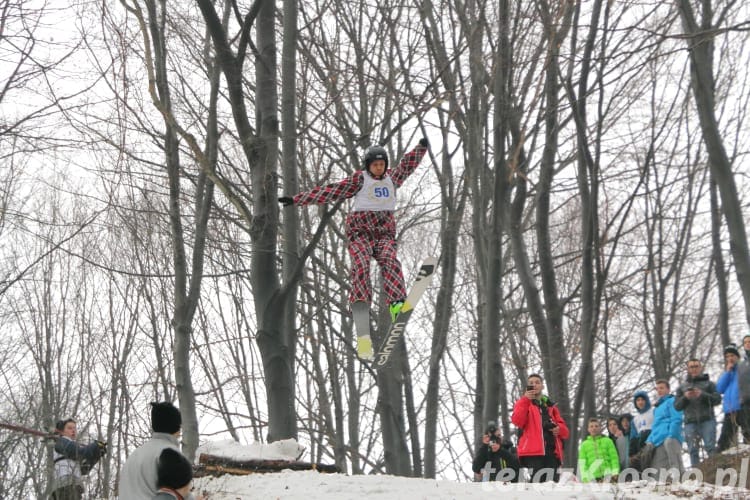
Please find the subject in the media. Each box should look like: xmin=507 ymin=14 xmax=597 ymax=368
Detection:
xmin=472 ymin=422 xmax=520 ymax=482
xmin=673 ymin=358 xmax=721 ymax=466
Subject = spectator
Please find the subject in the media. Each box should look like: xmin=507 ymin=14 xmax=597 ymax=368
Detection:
xmin=606 ymin=417 xmax=629 ymax=471
xmin=673 ymin=358 xmax=721 ymax=466
xmin=50 ymin=418 xmax=106 ymax=500
xmin=736 ymin=335 xmax=750 ymax=438
xmin=118 ymin=402 xmax=197 ymax=500
xmin=619 ymin=413 xmax=640 ymax=465
xmin=642 ymin=380 xmax=684 ymax=475
xmin=471 ymin=421 xmax=520 ymax=482
xmin=511 ymin=374 xmax=569 ymax=482
xmin=578 ymin=418 xmax=620 ymax=482
xmin=153 ymin=448 xmax=194 ymax=499
xmin=632 ymin=390 xmax=654 ymax=454
xmin=717 ymin=343 xmax=750 ymax=451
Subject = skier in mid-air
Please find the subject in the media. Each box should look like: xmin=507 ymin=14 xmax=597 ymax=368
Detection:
xmin=279 ymin=138 xmax=429 ymax=359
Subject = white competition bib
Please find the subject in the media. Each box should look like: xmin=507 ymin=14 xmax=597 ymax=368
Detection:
xmin=352 ymin=174 xmax=396 ymax=212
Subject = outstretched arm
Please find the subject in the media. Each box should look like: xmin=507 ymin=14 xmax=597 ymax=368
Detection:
xmin=390 ymin=140 xmax=428 ymax=187
xmin=54 ymin=438 xmax=103 ymax=462
xmin=282 ymin=171 xmax=364 ymax=207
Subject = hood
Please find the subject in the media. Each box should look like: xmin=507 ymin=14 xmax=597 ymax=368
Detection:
xmin=633 ymin=390 xmax=651 ymax=412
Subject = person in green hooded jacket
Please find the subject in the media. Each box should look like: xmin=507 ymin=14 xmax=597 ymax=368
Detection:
xmin=577 ymin=417 xmax=620 ymax=483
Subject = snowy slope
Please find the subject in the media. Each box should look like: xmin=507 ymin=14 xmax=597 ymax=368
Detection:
xmin=191 ymin=440 xmax=750 ymax=499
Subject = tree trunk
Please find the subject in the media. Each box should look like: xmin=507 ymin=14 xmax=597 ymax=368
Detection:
xmin=564 ymin=0 xmax=603 ymax=462
xmin=376 ymin=351 xmax=412 ymax=476
xmin=137 ymin=0 xmax=218 ymax=459
xmin=423 ymin=172 xmax=466 ymax=477
xmin=710 ymin=177 xmax=731 ymax=346
xmin=677 ymin=0 xmax=750 ymax=327
xmin=197 ymin=0 xmax=300 ymax=442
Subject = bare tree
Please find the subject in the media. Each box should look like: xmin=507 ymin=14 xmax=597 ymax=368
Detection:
xmin=676 ymin=0 xmax=750 ymax=326
xmin=117 ymin=0 xmax=220 ymax=458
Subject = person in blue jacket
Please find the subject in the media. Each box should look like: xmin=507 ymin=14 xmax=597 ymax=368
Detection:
xmin=642 ymin=379 xmax=683 ymax=474
xmin=717 ymin=343 xmax=750 ymax=451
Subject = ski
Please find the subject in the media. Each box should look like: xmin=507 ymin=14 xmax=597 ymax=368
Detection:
xmin=373 ymin=256 xmax=438 ymax=368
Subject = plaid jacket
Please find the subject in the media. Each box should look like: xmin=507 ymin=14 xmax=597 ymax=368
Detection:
xmin=293 ymin=144 xmax=427 ymax=240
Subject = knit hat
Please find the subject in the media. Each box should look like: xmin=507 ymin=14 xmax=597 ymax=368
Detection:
xmin=724 ymin=343 xmax=740 ymax=358
xmin=151 ymin=401 xmax=182 ymax=434
xmin=156 ymin=447 xmax=193 ymax=489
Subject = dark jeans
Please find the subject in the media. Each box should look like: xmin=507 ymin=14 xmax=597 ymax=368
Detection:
xmin=50 ymin=484 xmax=84 ymax=500
xmin=717 ymin=409 xmax=750 ymax=452
xmin=519 ymin=454 xmax=561 ymax=482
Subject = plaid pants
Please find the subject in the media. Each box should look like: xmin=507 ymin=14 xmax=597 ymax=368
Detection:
xmin=348 ymin=235 xmax=406 ymax=304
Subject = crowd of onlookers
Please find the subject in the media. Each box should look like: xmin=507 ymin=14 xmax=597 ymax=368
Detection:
xmin=473 ymin=335 xmax=750 ymax=483
xmin=50 ymin=402 xmax=201 ymax=500
xmin=46 ymin=335 xmax=750 ymax=494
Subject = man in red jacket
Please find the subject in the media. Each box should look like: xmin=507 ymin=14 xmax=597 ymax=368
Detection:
xmin=511 ymin=373 xmax=570 ymax=482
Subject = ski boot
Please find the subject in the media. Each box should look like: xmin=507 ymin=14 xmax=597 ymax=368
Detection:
xmin=389 ymin=300 xmax=404 ymax=323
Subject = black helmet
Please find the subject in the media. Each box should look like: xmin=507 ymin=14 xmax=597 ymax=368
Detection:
xmin=364 ymin=145 xmax=388 ymax=171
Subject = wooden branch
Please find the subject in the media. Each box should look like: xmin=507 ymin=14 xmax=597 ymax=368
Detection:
xmin=195 ymin=454 xmax=340 ymax=477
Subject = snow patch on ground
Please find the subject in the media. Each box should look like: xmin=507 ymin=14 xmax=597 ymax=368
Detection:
xmin=192 ymin=440 xmax=750 ymax=499
xmin=196 ymin=438 xmax=305 ymax=461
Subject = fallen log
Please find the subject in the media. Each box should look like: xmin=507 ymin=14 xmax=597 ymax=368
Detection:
xmin=195 ymin=453 xmax=340 ymax=477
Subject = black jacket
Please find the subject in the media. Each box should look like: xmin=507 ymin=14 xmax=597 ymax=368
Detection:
xmin=673 ymin=373 xmax=722 ymax=424
xmin=472 ymin=440 xmax=520 ymax=482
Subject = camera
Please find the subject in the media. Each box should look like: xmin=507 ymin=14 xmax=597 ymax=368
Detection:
xmin=486 ymin=421 xmax=497 ymax=436
xmin=485 ymin=421 xmax=499 ymax=444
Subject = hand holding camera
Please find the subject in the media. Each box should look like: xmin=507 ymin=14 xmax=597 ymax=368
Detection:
xmin=484 ymin=421 xmax=501 ymax=450
xmin=525 ymin=384 xmax=538 ymax=399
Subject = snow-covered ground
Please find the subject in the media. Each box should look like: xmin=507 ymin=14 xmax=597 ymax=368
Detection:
xmin=191 ymin=440 xmax=750 ymax=499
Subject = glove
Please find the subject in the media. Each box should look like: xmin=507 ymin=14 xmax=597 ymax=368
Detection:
xmin=96 ymin=440 xmax=108 ymax=457
xmin=419 ymin=137 xmax=429 ymax=148
xmin=638 ymin=442 xmax=654 ymax=468
xmin=278 ymin=196 xmax=294 ymax=207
